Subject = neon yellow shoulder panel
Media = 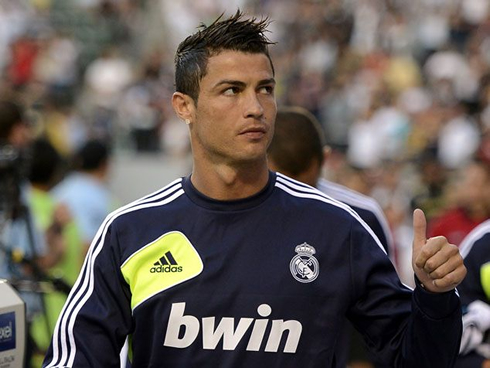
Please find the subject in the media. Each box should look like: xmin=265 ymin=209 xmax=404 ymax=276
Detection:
xmin=481 ymin=262 xmax=490 ymax=301
xmin=121 ymin=231 xmax=204 ymax=310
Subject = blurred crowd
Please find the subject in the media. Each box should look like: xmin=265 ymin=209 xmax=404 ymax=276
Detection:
xmin=1 ymin=0 xmax=490 ymax=366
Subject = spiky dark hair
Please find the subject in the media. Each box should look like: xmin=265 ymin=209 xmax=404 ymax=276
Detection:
xmin=174 ymin=10 xmax=275 ymax=102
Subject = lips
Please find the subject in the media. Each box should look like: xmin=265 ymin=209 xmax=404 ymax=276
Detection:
xmin=239 ymin=126 xmax=267 ymax=140
xmin=239 ymin=126 xmax=267 ymax=135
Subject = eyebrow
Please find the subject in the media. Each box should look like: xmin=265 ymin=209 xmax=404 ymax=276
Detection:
xmin=213 ymin=78 xmax=276 ymax=90
xmin=258 ymin=78 xmax=276 ymax=87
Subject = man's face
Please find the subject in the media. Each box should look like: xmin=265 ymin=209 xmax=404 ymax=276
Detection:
xmin=8 ymin=120 xmax=31 ymax=148
xmin=458 ymin=163 xmax=489 ymax=207
xmin=189 ymin=50 xmax=276 ymax=166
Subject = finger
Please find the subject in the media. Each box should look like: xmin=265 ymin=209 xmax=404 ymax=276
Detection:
xmin=432 ymin=264 xmax=467 ymax=291
xmin=412 ymin=208 xmax=427 ymax=254
xmin=428 ymin=252 xmax=463 ymax=280
xmin=414 ymin=236 xmax=446 ymax=269
xmin=420 ymin=240 xmax=458 ymax=273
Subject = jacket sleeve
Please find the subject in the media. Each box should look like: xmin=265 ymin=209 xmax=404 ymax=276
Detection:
xmin=346 ymin=220 xmax=462 ymax=368
xmin=43 ymin=219 xmax=132 ymax=368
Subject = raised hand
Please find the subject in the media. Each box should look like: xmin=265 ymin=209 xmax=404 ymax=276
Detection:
xmin=412 ymin=208 xmax=467 ymax=293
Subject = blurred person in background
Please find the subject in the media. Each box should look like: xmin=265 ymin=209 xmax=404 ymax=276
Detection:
xmin=427 ymin=158 xmax=490 ymax=246
xmin=456 ymin=218 xmax=490 ymax=366
xmin=268 ymin=106 xmax=395 ymax=259
xmin=0 ymin=98 xmax=66 ymax=367
xmin=436 ymin=102 xmax=481 ymax=170
xmin=435 ymin=144 xmax=490 ymax=368
xmin=40 ymin=95 xmax=89 ymax=159
xmin=410 ymin=147 xmax=449 ymax=221
xmin=26 ymin=138 xmax=83 ymax=366
xmin=267 ymin=105 xmax=394 ymax=368
xmin=52 ymin=139 xmax=117 ymax=254
xmin=82 ymin=46 xmax=133 ymax=141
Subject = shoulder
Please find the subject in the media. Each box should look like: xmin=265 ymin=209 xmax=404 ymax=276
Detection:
xmin=431 ymin=208 xmax=466 ymax=224
xmin=275 ymin=174 xmax=384 ymax=242
xmin=317 ymin=178 xmax=383 ymax=214
xmin=460 ymin=220 xmax=490 ymax=259
xmin=275 ymin=174 xmax=389 ymax=255
xmin=315 ymin=178 xmax=392 ymax=241
xmin=275 ymin=173 xmax=358 ymax=219
xmin=109 ymin=178 xmax=186 ymax=227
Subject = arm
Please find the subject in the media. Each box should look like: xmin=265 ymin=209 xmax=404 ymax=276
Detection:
xmin=43 ymin=220 xmax=132 ymax=368
xmin=36 ymin=204 xmax=70 ymax=270
xmin=348 ymin=209 xmax=465 ymax=367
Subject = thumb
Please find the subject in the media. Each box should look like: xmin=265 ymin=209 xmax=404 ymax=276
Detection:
xmin=412 ymin=208 xmax=427 ymax=254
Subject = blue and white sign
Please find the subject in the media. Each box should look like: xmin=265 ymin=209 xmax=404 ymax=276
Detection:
xmin=0 ymin=312 xmax=15 ymax=352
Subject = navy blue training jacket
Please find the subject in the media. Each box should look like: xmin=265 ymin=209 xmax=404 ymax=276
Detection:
xmin=43 ymin=172 xmax=462 ymax=368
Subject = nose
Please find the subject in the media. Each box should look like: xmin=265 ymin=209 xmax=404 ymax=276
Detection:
xmin=244 ymin=91 xmax=264 ymax=119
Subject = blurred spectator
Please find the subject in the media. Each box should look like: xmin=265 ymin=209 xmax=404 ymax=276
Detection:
xmin=456 ymin=219 xmax=490 ymax=367
xmin=424 ymin=44 xmax=480 ymax=103
xmin=26 ymin=138 xmax=83 ymax=366
xmin=347 ymin=105 xmax=382 ymax=169
xmin=82 ymin=46 xmax=133 ymax=140
xmin=427 ymin=158 xmax=490 ymax=246
xmin=437 ymin=103 xmax=481 ymax=169
xmin=33 ymin=31 xmax=80 ymax=106
xmin=52 ymin=139 xmax=117 ymax=252
xmin=116 ymin=51 xmax=171 ymax=153
xmin=6 ymin=34 xmax=39 ymax=89
xmin=118 ymin=83 xmax=161 ymax=152
xmin=0 ymin=1 xmax=33 ymax=71
xmin=0 ymin=99 xmax=65 ymax=367
xmin=40 ymin=96 xmax=88 ymax=158
xmin=410 ymin=148 xmax=449 ymax=220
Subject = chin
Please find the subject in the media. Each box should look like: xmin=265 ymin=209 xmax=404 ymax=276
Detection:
xmin=233 ymin=152 xmax=267 ymax=166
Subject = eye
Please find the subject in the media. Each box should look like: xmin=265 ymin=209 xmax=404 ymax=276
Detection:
xmin=259 ymin=85 xmax=274 ymax=95
xmin=223 ymin=87 xmax=240 ymax=96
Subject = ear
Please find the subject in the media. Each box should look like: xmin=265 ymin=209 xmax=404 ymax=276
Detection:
xmin=322 ymin=146 xmax=332 ymax=167
xmin=172 ymin=92 xmax=195 ymax=123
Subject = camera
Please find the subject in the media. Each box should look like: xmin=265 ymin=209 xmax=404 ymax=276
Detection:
xmin=0 ymin=144 xmax=27 ymax=222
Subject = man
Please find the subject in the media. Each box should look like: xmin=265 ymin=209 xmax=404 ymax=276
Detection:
xmin=52 ymin=139 xmax=116 ymax=254
xmin=427 ymin=159 xmax=490 ymax=246
xmin=43 ymin=11 xmax=466 ymax=368
xmin=27 ymin=138 xmax=81 ymax=365
xmin=456 ymin=219 xmax=490 ymax=368
xmin=455 ymin=158 xmax=490 ymax=368
xmin=268 ymin=106 xmax=394 ymax=259
xmin=267 ymin=106 xmax=395 ymax=367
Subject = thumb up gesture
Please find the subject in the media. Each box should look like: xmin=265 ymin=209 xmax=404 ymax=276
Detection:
xmin=412 ymin=209 xmax=467 ymax=293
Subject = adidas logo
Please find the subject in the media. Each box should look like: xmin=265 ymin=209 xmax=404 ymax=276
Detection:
xmin=150 ymin=251 xmax=183 ymax=273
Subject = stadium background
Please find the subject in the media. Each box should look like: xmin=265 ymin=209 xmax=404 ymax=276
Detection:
xmin=1 ymin=0 xmax=490 ymax=366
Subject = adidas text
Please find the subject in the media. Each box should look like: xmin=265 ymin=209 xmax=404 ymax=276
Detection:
xmin=150 ymin=265 xmax=183 ymax=273
xmin=163 ymin=302 xmax=302 ymax=353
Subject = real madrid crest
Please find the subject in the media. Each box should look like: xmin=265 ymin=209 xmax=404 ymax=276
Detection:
xmin=290 ymin=242 xmax=319 ymax=283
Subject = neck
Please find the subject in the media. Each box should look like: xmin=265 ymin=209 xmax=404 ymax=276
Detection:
xmin=31 ymin=183 xmax=50 ymax=192
xmin=84 ymin=168 xmax=106 ymax=182
xmin=466 ymin=204 xmax=488 ymax=221
xmin=191 ymin=160 xmax=270 ymax=200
